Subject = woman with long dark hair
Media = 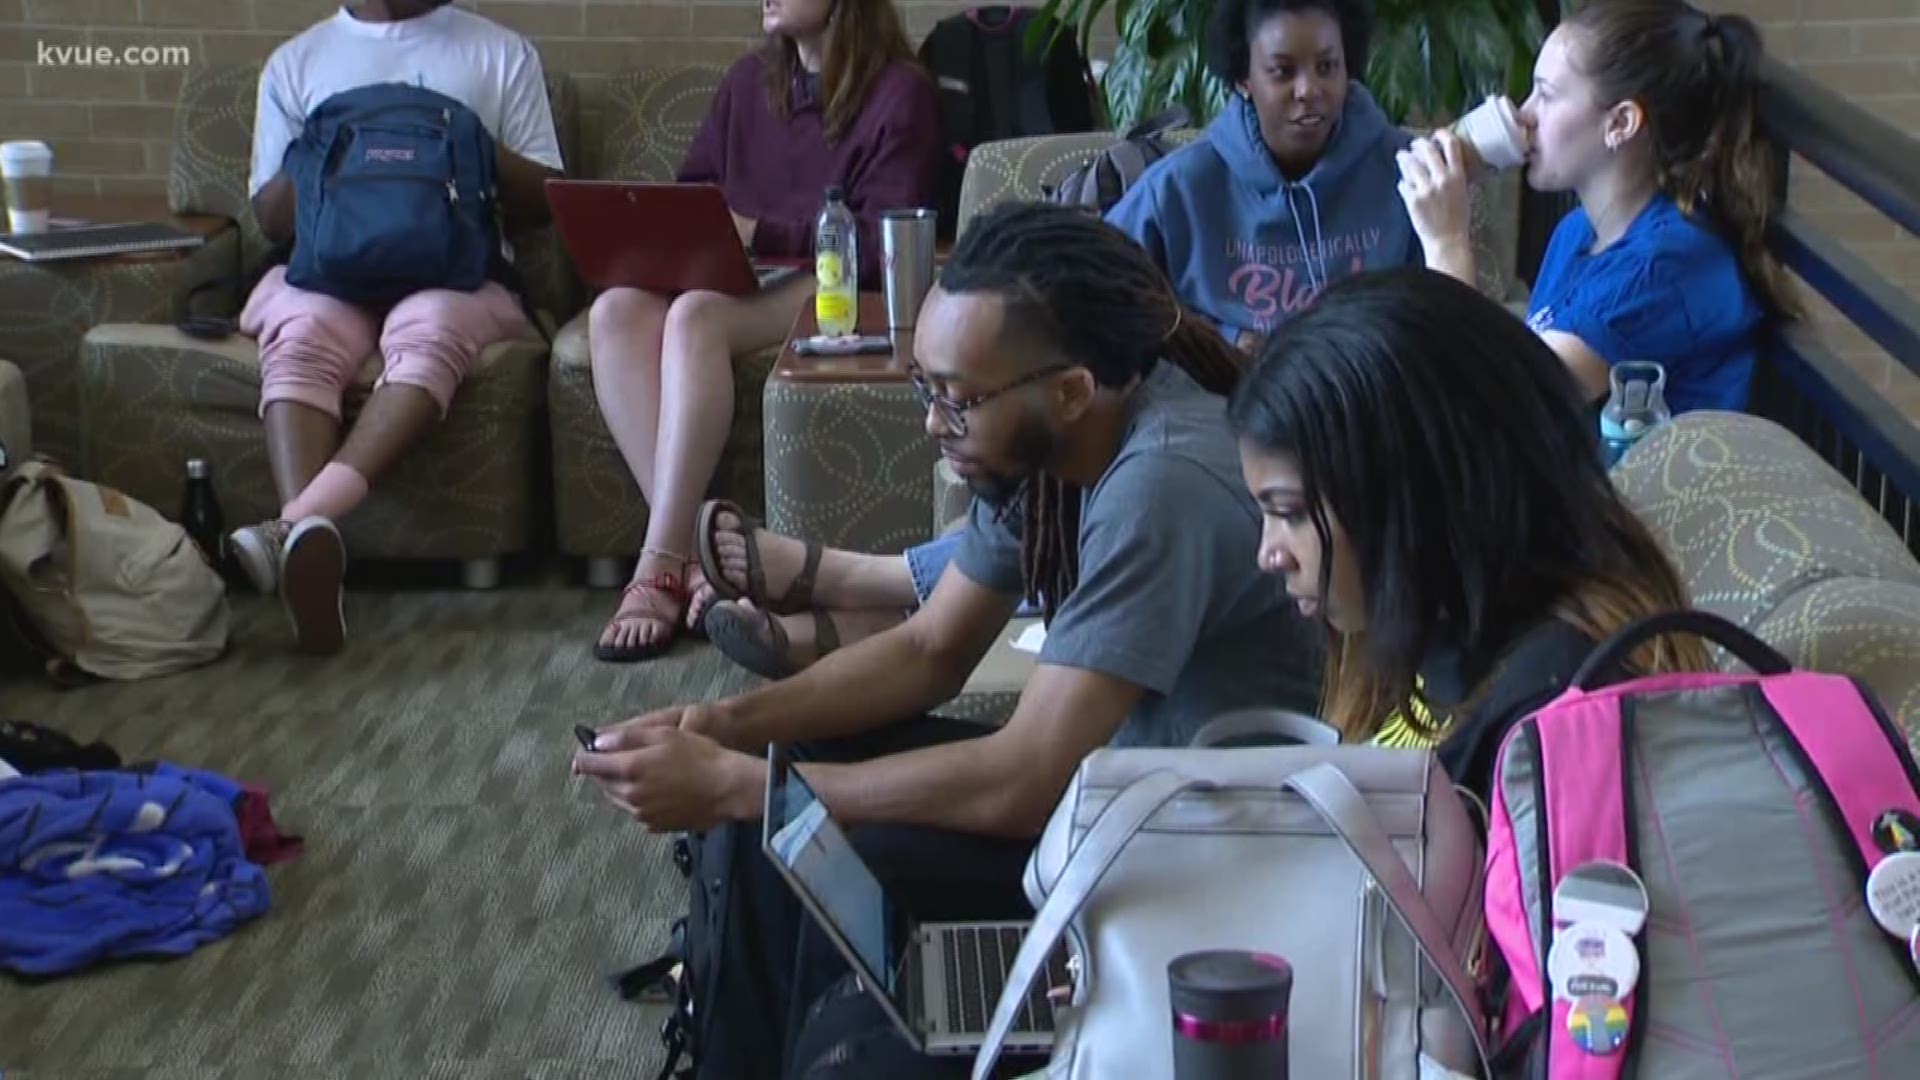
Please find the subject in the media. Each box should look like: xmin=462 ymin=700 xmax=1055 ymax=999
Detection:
xmin=1229 ymin=267 xmax=1711 ymax=791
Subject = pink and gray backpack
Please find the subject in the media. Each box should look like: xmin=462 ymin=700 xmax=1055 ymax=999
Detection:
xmin=1484 ymin=610 xmax=1920 ymax=1077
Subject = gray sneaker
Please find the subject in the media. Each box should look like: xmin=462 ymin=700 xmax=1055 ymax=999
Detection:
xmin=281 ymin=516 xmax=346 ymax=656
xmin=229 ymin=519 xmax=293 ymax=594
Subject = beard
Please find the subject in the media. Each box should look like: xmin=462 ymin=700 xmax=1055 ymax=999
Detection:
xmin=962 ymin=411 xmax=1062 ymax=509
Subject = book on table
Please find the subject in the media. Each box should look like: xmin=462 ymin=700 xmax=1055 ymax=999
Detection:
xmin=0 ymin=220 xmax=205 ymax=262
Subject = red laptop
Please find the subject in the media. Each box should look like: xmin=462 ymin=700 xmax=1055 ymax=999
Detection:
xmin=545 ymin=179 xmax=806 ymax=296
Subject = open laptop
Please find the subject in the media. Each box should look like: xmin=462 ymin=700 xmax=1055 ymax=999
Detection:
xmin=545 ymin=179 xmax=804 ymax=296
xmin=762 ymin=744 xmax=1069 ymax=1057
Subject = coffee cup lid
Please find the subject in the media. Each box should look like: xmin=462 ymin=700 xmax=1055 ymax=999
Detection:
xmin=1167 ymin=950 xmax=1293 ymax=1022
xmin=0 ymin=140 xmax=52 ymax=162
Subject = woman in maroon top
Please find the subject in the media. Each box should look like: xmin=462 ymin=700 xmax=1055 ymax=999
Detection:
xmin=587 ymin=0 xmax=942 ymax=661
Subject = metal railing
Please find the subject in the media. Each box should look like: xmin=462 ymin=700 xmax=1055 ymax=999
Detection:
xmin=1749 ymin=56 xmax=1920 ymax=552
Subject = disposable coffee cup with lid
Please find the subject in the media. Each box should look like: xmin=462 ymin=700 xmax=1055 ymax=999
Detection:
xmin=1453 ymin=97 xmax=1528 ymax=172
xmin=1 ymin=140 xmax=54 ymax=235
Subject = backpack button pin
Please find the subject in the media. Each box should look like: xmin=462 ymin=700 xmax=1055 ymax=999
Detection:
xmin=1873 ymin=808 xmax=1920 ymax=854
xmin=1568 ymin=994 xmax=1629 ymax=1055
xmin=1867 ymin=851 xmax=1920 ymax=939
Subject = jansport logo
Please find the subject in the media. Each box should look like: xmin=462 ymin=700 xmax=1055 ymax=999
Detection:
xmin=365 ymin=147 xmax=415 ymax=163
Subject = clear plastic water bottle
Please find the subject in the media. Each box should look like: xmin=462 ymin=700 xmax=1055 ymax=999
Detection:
xmin=1599 ymin=361 xmax=1671 ymax=469
xmin=814 ymin=185 xmax=859 ymax=337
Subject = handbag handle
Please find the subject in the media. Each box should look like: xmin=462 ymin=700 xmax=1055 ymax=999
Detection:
xmin=974 ymin=769 xmax=1203 ymax=1080
xmin=973 ymin=764 xmax=1493 ymax=1080
xmin=1284 ymin=765 xmax=1493 ymax=1077
xmin=1189 ymin=708 xmax=1340 ymax=748
xmin=1570 ymin=608 xmax=1791 ymax=690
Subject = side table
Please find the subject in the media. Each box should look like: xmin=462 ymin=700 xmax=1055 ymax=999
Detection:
xmin=0 ymin=195 xmax=237 ymax=466
xmin=762 ymin=292 xmax=941 ymax=554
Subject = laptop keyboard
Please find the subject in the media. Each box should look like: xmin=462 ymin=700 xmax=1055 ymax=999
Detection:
xmin=942 ymin=926 xmax=1068 ymax=1036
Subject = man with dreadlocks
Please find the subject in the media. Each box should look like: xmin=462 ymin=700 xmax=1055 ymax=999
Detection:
xmin=572 ymin=202 xmax=1321 ymax=1078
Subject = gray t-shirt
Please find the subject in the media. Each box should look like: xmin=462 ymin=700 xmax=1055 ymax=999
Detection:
xmin=953 ymin=362 xmax=1324 ymax=747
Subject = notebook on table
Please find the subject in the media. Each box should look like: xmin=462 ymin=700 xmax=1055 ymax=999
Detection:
xmin=0 ymin=221 xmax=206 ymax=262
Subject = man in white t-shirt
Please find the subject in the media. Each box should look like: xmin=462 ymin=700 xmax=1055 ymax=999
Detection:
xmin=226 ymin=0 xmax=564 ymax=656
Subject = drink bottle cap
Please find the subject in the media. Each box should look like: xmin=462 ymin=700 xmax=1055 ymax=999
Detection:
xmin=186 ymin=458 xmax=210 ymax=479
xmin=824 ymin=185 xmax=844 ymax=203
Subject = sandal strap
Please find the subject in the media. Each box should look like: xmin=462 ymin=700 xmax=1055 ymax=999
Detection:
xmin=811 ymin=607 xmax=839 ymax=657
xmin=780 ymin=542 xmax=824 ymax=614
xmin=614 ymin=572 xmax=690 ymax=627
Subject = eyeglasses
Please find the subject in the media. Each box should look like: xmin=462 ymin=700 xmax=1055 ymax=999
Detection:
xmin=908 ymin=363 xmax=1071 ymax=436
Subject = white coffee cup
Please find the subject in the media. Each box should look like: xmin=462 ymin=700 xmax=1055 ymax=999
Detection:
xmin=1 ymin=140 xmax=54 ymax=235
xmin=1453 ymin=96 xmax=1528 ymax=172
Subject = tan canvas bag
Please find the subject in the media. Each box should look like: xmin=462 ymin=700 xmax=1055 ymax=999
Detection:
xmin=0 ymin=460 xmax=227 ymax=681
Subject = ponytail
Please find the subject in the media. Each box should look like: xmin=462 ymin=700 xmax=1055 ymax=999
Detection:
xmin=1567 ymin=0 xmax=1800 ymax=319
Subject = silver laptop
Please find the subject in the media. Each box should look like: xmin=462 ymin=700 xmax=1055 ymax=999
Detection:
xmin=762 ymin=745 xmax=1068 ymax=1057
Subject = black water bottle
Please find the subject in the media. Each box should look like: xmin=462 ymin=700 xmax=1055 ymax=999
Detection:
xmin=1169 ymin=950 xmax=1293 ymax=1079
xmin=180 ymin=457 xmax=225 ymax=568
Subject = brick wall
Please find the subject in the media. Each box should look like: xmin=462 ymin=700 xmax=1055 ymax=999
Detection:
xmin=0 ymin=0 xmax=1008 ymax=200
xmin=0 ymin=0 xmax=1914 ymax=400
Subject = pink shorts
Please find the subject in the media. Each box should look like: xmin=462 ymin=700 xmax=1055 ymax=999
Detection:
xmin=238 ymin=266 xmax=530 ymax=420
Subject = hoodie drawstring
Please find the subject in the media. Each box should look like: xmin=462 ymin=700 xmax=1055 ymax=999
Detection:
xmin=1283 ymin=184 xmax=1331 ymax=297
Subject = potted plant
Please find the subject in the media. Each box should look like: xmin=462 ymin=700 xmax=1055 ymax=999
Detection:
xmin=1033 ymin=0 xmax=1550 ymax=131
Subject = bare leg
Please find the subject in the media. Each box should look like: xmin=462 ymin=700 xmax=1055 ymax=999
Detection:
xmin=587 ymin=287 xmax=678 ymax=656
xmin=588 ymin=287 xmax=671 ymax=507
xmin=281 ymin=282 xmax=529 ymax=523
xmin=590 ymin=276 xmax=813 ymax=659
xmin=264 ymin=401 xmax=341 ymax=506
xmin=331 ymin=383 xmax=441 ymax=482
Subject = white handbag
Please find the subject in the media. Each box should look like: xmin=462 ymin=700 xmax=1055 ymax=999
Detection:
xmin=972 ymin=736 xmax=1494 ymax=1080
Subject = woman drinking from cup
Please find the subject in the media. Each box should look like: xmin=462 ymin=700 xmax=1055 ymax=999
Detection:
xmin=1396 ymin=0 xmax=1795 ymax=416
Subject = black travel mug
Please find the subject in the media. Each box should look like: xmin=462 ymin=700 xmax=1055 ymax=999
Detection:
xmin=1168 ymin=950 xmax=1293 ymax=1079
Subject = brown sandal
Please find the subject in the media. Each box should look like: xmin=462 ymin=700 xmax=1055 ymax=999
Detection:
xmin=702 ymin=601 xmax=841 ymax=680
xmin=594 ymin=549 xmax=690 ymax=663
xmin=694 ymin=499 xmax=824 ymax=615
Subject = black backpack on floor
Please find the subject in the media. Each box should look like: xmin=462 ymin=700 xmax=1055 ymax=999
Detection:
xmin=918 ymin=5 xmax=1102 ymax=238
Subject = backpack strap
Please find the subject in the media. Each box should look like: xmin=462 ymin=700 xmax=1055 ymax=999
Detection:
xmin=974 ymin=769 xmax=1199 ymax=1080
xmin=1758 ymin=673 xmax=1920 ymax=869
xmin=1532 ymin=696 xmax=1638 ymax=1079
xmin=978 ymin=12 xmax=1025 ymax=141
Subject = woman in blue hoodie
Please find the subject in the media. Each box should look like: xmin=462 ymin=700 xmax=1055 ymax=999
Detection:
xmin=1106 ymin=0 xmax=1424 ymax=354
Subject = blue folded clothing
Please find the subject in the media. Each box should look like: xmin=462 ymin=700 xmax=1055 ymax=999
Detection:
xmin=0 ymin=764 xmax=270 ymax=976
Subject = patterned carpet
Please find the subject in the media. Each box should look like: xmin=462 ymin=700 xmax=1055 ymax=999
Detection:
xmin=0 ymin=574 xmax=759 ymax=1078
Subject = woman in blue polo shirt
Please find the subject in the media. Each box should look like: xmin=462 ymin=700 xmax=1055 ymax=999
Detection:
xmin=1394 ymin=0 xmax=1797 ymax=415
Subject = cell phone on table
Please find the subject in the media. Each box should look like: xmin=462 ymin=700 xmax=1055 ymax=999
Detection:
xmin=573 ymin=724 xmax=600 ymax=751
xmin=793 ymin=333 xmax=891 ymax=357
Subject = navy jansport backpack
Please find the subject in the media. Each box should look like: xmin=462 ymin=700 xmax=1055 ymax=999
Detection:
xmin=281 ymin=82 xmax=502 ymax=306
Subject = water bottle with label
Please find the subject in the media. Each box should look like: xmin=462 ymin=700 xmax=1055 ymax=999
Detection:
xmin=1599 ymin=361 xmax=1671 ymax=469
xmin=814 ymin=185 xmax=859 ymax=337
